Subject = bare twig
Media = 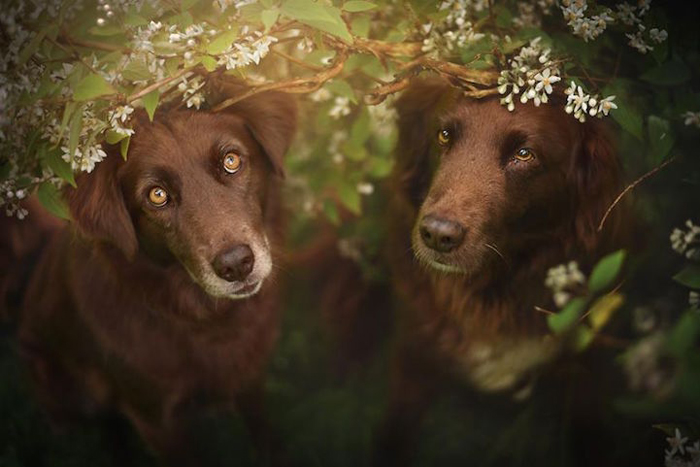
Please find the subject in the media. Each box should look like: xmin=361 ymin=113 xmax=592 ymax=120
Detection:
xmin=126 ymin=68 xmax=192 ymax=103
xmin=59 ymin=33 xmax=125 ymax=53
xmin=597 ymin=156 xmax=677 ymax=232
xmin=211 ymin=51 xmax=348 ymax=112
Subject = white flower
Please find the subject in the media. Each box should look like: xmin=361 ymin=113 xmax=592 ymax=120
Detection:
xmin=545 ymin=261 xmax=586 ymax=308
xmin=109 ymin=105 xmax=134 ymax=124
xmin=649 ymin=28 xmax=668 ymax=43
xmin=667 ymin=429 xmax=689 ymax=456
xmin=534 ymin=68 xmax=561 ymax=94
xmin=597 ymin=95 xmax=617 ymax=116
xmin=690 ymin=291 xmax=699 ymax=310
xmin=627 ymin=30 xmax=653 ymax=53
xmin=328 ymin=96 xmax=351 ymax=119
xmin=682 ymin=111 xmax=700 ymax=129
xmin=670 ymin=220 xmax=700 ymax=259
xmin=356 ymin=182 xmax=374 ymax=195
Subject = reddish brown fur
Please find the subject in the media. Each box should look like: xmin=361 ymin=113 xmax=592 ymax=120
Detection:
xmin=374 ymin=78 xmax=629 ymax=464
xmin=10 ymin=90 xmax=296 ymax=465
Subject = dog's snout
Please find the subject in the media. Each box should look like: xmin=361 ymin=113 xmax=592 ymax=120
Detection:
xmin=419 ymin=215 xmax=466 ymax=253
xmin=212 ymin=245 xmax=255 ymax=282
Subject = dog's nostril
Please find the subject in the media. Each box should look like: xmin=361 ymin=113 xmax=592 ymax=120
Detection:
xmin=419 ymin=215 xmax=466 ymax=253
xmin=212 ymin=244 xmax=255 ymax=282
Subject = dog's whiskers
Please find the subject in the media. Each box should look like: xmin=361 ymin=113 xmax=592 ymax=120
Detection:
xmin=485 ymin=243 xmax=509 ymax=268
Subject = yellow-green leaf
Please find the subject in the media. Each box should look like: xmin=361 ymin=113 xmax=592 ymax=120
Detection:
xmin=281 ymin=0 xmax=353 ymax=43
xmin=143 ymin=90 xmax=160 ymax=122
xmin=343 ymin=1 xmax=377 ymax=12
xmin=207 ymin=30 xmax=238 ymax=55
xmin=36 ymin=181 xmax=70 ymax=220
xmin=588 ymin=293 xmax=624 ymax=331
xmin=261 ymin=9 xmax=280 ymax=31
xmin=73 ymin=74 xmax=116 ymax=101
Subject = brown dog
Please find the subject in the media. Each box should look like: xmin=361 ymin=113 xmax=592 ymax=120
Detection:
xmin=9 ymin=89 xmax=296 ymax=465
xmin=373 ymin=78 xmax=629 ymax=464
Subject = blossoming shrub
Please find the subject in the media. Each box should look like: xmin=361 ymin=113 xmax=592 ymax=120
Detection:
xmin=1 ymin=0 xmax=700 ymax=461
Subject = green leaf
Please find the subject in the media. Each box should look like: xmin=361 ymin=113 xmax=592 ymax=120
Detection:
xmin=588 ymin=250 xmax=626 ymax=294
xmin=122 ymin=59 xmax=152 ymax=82
xmin=338 ymin=181 xmax=362 ymax=214
xmin=201 ymin=55 xmax=218 ymax=72
xmin=326 ymin=79 xmax=357 ymax=104
xmin=120 ymin=135 xmax=131 ymax=160
xmin=351 ymin=16 xmax=370 ymax=37
xmin=18 ymin=27 xmax=53 ymax=66
xmin=673 ymin=264 xmax=700 ymax=289
xmin=281 ymin=0 xmax=353 ymax=43
xmin=105 ymin=130 xmax=127 ymax=144
xmin=143 ymin=90 xmax=160 ymax=121
xmin=42 ymin=146 xmax=76 ymax=187
xmin=343 ymin=1 xmax=377 ymax=12
xmin=547 ymin=297 xmax=586 ymax=334
xmin=67 ymin=108 xmax=84 ymax=165
xmin=57 ymin=101 xmax=77 ymax=146
xmin=73 ymin=74 xmax=116 ymax=101
xmin=322 ymin=199 xmax=340 ymax=225
xmin=647 ymin=115 xmax=675 ymax=163
xmin=124 ymin=12 xmax=148 ymax=27
xmin=207 ymin=29 xmax=238 ymax=55
xmin=610 ymin=100 xmax=643 ymax=141
xmin=36 ymin=182 xmax=70 ymax=220
xmin=640 ymin=60 xmax=691 ymax=86
xmin=572 ymin=325 xmax=594 ymax=352
xmin=261 ymin=9 xmax=280 ymax=31
xmin=88 ymin=25 xmax=125 ymax=36
xmin=665 ymin=311 xmax=700 ymax=356
xmin=587 ymin=293 xmax=624 ymax=331
xmin=181 ymin=0 xmax=200 ymax=10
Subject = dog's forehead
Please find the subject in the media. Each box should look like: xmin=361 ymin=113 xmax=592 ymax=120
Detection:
xmin=129 ymin=111 xmax=256 ymax=162
xmin=447 ymin=97 xmax=572 ymax=135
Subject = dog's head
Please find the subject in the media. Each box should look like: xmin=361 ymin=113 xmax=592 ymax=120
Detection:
xmin=66 ymin=91 xmax=296 ymax=299
xmin=395 ymin=79 xmax=621 ymax=276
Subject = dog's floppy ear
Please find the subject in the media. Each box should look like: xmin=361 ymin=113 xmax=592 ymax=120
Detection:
xmin=394 ymin=78 xmax=459 ymax=206
xmin=65 ymin=146 xmax=138 ymax=259
xmin=570 ymin=117 xmax=623 ymax=253
xmin=227 ymin=91 xmax=297 ymax=178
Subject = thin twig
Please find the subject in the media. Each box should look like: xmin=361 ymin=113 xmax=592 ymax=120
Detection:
xmin=271 ymin=49 xmax=324 ymax=71
xmin=211 ymin=51 xmax=348 ymax=112
xmin=597 ymin=156 xmax=677 ymax=232
xmin=534 ymin=306 xmax=556 ymax=315
xmin=126 ymin=68 xmax=192 ymax=103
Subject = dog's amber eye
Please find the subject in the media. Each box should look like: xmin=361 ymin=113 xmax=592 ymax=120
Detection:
xmin=148 ymin=186 xmax=168 ymax=207
xmin=515 ymin=148 xmax=535 ymax=162
xmin=223 ymin=153 xmax=242 ymax=174
xmin=437 ymin=129 xmax=451 ymax=146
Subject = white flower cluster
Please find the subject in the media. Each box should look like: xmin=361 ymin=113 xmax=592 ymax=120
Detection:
xmin=420 ymin=0 xmax=486 ymax=56
xmin=664 ymin=428 xmax=700 ymax=467
xmin=670 ymin=220 xmax=700 ymax=261
xmin=560 ymin=0 xmax=614 ymax=42
xmin=545 ymin=261 xmax=586 ymax=308
xmin=497 ymin=38 xmax=561 ymax=112
xmin=682 ymin=111 xmax=700 ymax=129
xmin=512 ymin=0 xmax=557 ymax=28
xmin=328 ymin=130 xmax=348 ymax=164
xmin=622 ymin=332 xmax=672 ymax=395
xmin=560 ymin=0 xmax=668 ymax=54
xmin=218 ymin=31 xmax=277 ymax=71
xmin=49 ymin=104 xmax=109 ymax=174
xmin=329 ymin=96 xmax=352 ymax=119
xmin=367 ymin=95 xmax=398 ymax=137
xmin=356 ymin=182 xmax=374 ymax=196
xmin=177 ymin=75 xmax=206 ymax=109
xmin=564 ymin=81 xmax=617 ymax=122
xmin=108 ymin=105 xmax=135 ymax=138
xmin=1 ymin=179 xmax=29 ymax=219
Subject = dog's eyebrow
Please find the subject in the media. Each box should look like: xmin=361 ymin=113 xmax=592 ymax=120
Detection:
xmin=140 ymin=166 xmax=183 ymax=193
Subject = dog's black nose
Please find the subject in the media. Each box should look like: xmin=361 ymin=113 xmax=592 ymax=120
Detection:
xmin=419 ymin=215 xmax=466 ymax=253
xmin=213 ymin=245 xmax=255 ymax=282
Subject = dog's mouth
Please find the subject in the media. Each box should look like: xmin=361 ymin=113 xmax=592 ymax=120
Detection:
xmin=425 ymin=258 xmax=466 ymax=274
xmin=229 ymin=280 xmax=263 ymax=298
